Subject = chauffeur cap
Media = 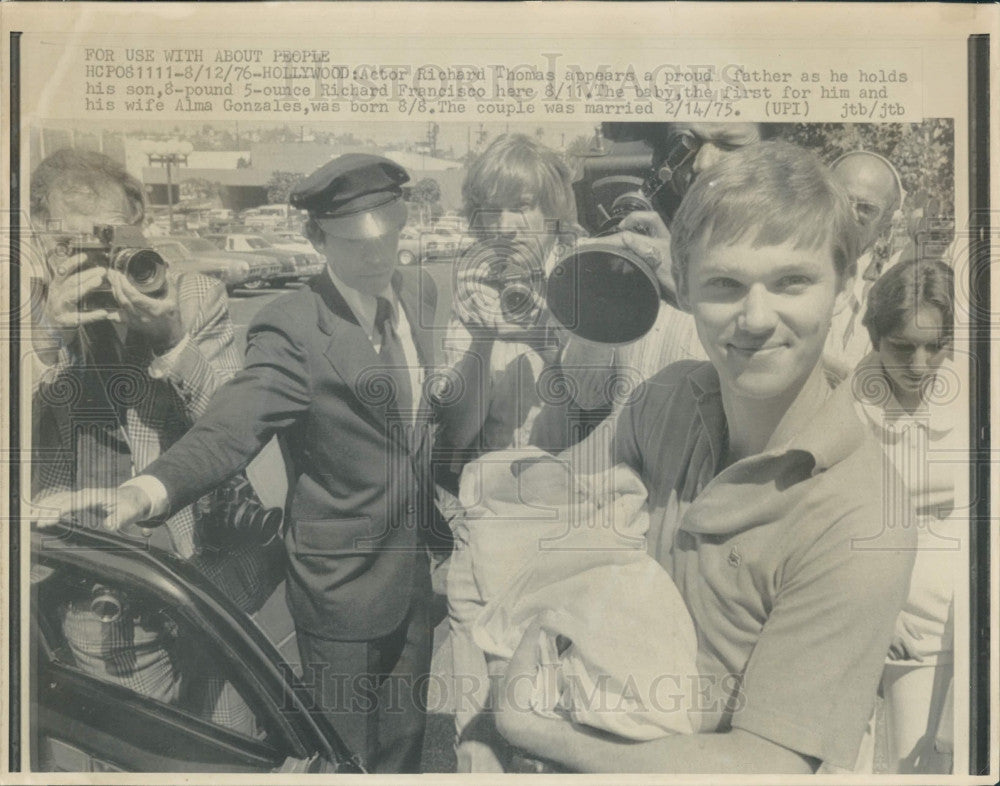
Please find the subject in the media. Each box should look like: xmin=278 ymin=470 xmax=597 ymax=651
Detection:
xmin=290 ymin=153 xmax=410 ymax=239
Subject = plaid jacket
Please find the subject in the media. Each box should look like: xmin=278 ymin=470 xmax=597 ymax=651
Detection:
xmin=33 ymin=273 xmax=279 ymax=726
xmin=32 ymin=272 xmax=240 ymax=558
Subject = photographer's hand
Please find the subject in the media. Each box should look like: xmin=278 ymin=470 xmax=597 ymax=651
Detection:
xmin=618 ymin=211 xmax=679 ymax=303
xmin=454 ymin=256 xmax=547 ymax=344
xmin=42 ymin=253 xmax=122 ymax=332
xmin=107 ymin=270 xmax=185 ymax=354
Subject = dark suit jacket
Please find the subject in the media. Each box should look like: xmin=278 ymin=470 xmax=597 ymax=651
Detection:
xmin=146 ymin=268 xmax=443 ymax=640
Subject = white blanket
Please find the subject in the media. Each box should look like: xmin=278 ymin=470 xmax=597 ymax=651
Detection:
xmin=462 ymin=449 xmax=698 ymax=740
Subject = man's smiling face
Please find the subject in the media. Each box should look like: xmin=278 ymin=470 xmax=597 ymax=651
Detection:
xmin=686 ymin=237 xmax=850 ymax=402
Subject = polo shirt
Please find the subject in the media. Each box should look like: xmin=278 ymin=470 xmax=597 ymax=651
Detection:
xmin=613 ymin=360 xmax=917 ymax=769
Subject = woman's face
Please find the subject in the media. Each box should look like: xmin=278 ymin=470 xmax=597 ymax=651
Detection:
xmin=876 ymin=306 xmax=951 ymax=402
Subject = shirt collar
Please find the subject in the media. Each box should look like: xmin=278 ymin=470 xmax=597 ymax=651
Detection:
xmin=326 ymin=267 xmax=397 ymax=339
xmin=685 ymin=361 xmax=865 ymax=474
xmin=852 ymin=352 xmax=958 ymax=439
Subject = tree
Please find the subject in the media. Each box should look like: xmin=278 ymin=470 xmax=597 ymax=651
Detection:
xmin=265 ymin=171 xmax=305 ymax=205
xmin=411 ymin=177 xmax=442 ymax=224
xmin=779 ymin=119 xmax=956 ymax=256
xmin=180 ymin=177 xmax=221 ymax=201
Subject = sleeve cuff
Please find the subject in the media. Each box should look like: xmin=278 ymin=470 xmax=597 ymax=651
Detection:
xmin=148 ymin=334 xmax=192 ymax=379
xmin=122 ymin=475 xmax=170 ymax=518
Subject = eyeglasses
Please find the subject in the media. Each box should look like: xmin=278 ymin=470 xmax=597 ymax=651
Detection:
xmin=849 ymin=197 xmax=887 ymax=226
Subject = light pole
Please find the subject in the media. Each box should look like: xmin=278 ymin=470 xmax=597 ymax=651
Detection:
xmin=142 ymin=139 xmax=192 ymax=233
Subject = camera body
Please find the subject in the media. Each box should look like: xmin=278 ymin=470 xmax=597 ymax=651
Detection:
xmin=573 ymin=126 xmax=700 ymax=235
xmin=53 ymin=224 xmax=168 ymax=309
xmin=198 ymin=475 xmax=283 ymax=549
xmin=456 ymin=220 xmax=577 ymax=329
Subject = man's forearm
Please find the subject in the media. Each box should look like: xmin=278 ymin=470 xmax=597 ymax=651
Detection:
xmin=500 ymin=712 xmax=814 ymax=774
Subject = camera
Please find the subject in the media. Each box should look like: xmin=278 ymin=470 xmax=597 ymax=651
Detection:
xmin=455 ymin=224 xmax=573 ymax=329
xmin=198 ymin=475 xmax=283 ymax=549
xmin=52 ymin=224 xmax=168 ymax=309
xmin=467 ymin=237 xmax=545 ymax=325
xmin=594 ymin=131 xmax=700 ymax=236
xmin=573 ymin=125 xmax=701 ymax=235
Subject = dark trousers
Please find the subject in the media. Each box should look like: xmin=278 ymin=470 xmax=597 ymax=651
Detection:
xmin=296 ymin=586 xmax=432 ymax=773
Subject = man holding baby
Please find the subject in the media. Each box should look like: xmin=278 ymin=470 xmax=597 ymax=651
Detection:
xmin=493 ymin=141 xmax=917 ymax=773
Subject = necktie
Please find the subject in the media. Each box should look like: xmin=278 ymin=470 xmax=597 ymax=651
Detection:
xmin=375 ymin=296 xmax=413 ymax=419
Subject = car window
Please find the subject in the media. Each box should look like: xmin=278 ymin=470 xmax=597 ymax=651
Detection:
xmin=183 ymin=238 xmax=216 ymax=252
xmin=33 ymin=562 xmax=278 ymax=746
xmin=245 ymin=238 xmax=270 ymax=249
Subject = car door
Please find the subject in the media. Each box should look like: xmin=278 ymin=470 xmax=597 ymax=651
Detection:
xmin=31 ymin=526 xmax=361 ymax=773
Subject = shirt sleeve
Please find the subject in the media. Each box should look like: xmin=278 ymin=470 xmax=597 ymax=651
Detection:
xmin=610 ymin=384 xmax=645 ymax=474
xmin=731 ymin=493 xmax=916 ymax=770
xmin=143 ymin=301 xmax=312 ymax=514
xmin=122 ymin=474 xmax=170 ymax=517
xmin=150 ymin=275 xmax=243 ymax=423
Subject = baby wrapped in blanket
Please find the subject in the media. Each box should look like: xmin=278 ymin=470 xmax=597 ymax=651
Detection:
xmin=460 ymin=448 xmax=698 ymax=740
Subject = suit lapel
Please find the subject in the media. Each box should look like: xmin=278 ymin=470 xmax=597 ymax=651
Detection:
xmin=313 ymin=274 xmax=397 ymax=440
xmin=395 ymin=269 xmax=435 ymax=371
xmin=394 ymin=269 xmax=438 ymax=458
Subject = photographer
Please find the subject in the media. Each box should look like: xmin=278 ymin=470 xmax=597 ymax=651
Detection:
xmin=437 ymin=134 xmax=618 ymax=772
xmin=29 ymin=149 xmax=278 ymax=730
xmin=438 ymin=134 xmax=617 ymax=457
xmin=604 ymin=122 xmax=766 ymax=384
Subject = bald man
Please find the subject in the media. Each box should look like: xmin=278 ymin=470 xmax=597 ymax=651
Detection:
xmin=833 ymin=151 xmax=903 ymax=254
xmin=823 ymin=151 xmax=905 ymax=379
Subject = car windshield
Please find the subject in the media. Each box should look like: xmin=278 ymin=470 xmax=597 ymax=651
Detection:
xmin=244 ymin=237 xmax=271 ymax=249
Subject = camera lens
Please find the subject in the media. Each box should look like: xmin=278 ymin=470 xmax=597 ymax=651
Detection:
xmin=500 ymin=280 xmax=534 ymax=319
xmin=115 ymin=248 xmax=167 ymax=295
xmin=90 ymin=584 xmax=124 ymax=623
xmin=259 ymin=508 xmax=282 ymax=539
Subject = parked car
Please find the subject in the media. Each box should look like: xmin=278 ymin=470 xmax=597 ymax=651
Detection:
xmin=165 ymin=236 xmax=285 ymax=291
xmin=422 ymin=226 xmax=465 ymax=263
xmin=397 ymin=225 xmax=470 ymax=266
xmin=31 ymin=524 xmax=363 ymax=773
xmin=240 ymin=204 xmax=298 ymax=231
xmin=397 ymin=227 xmax=421 ymax=266
xmin=205 ymin=234 xmax=317 ymax=287
xmin=149 ymin=237 xmax=279 ymax=293
xmin=259 ymin=233 xmax=325 ymax=278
